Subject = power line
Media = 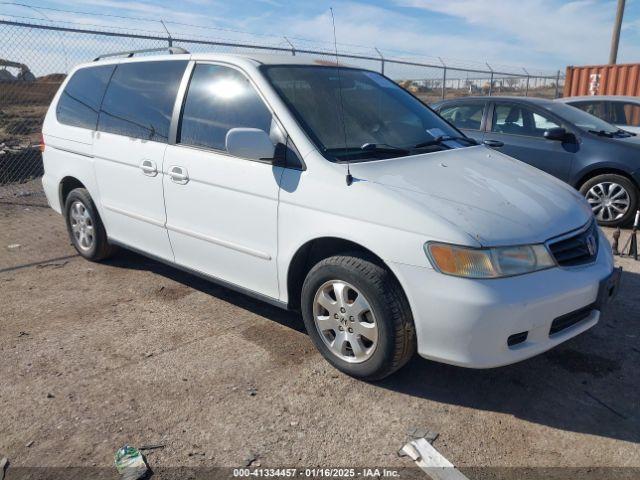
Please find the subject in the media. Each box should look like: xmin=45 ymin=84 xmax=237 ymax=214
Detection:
xmin=0 ymin=2 xmax=561 ymax=76
xmin=0 ymin=2 xmax=415 ymax=54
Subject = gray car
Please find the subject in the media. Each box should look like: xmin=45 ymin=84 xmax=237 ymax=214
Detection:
xmin=432 ymin=96 xmax=640 ymax=227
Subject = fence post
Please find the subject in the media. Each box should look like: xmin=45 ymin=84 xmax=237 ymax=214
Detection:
xmin=160 ymin=20 xmax=172 ymax=47
xmin=522 ymin=68 xmax=530 ymax=96
xmin=284 ymin=36 xmax=296 ymax=56
xmin=375 ymin=47 xmax=385 ymax=75
xmin=555 ymin=70 xmax=561 ymax=98
xmin=486 ymin=63 xmax=494 ymax=96
xmin=437 ymin=57 xmax=447 ymax=99
xmin=442 ymin=67 xmax=447 ymax=99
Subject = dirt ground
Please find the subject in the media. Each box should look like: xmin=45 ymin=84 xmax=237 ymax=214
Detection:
xmin=1 ymin=190 xmax=639 ymax=479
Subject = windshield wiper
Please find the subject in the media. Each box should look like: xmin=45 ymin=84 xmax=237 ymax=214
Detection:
xmin=588 ymin=129 xmax=616 ymax=137
xmin=615 ymin=128 xmax=636 ymax=137
xmin=413 ymin=135 xmax=477 ymax=149
xmin=360 ymin=143 xmax=411 ymax=154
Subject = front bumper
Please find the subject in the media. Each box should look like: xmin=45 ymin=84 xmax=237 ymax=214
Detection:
xmin=391 ymin=229 xmax=616 ymax=368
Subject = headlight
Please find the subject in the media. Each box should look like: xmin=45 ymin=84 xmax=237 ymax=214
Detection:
xmin=425 ymin=242 xmax=556 ymax=278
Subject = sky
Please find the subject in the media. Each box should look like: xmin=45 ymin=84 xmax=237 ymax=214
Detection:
xmin=2 ymin=0 xmax=640 ymax=75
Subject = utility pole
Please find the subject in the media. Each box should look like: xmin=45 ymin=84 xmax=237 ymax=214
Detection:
xmin=609 ymin=0 xmax=626 ymax=64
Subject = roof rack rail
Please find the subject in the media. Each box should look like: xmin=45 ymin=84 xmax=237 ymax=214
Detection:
xmin=93 ymin=46 xmax=189 ymax=62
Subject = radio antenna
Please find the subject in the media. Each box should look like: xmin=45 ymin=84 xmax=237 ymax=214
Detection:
xmin=330 ymin=7 xmax=353 ymax=186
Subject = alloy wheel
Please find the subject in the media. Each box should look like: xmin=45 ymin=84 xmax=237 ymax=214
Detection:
xmin=69 ymin=200 xmax=95 ymax=251
xmin=586 ymin=182 xmax=630 ymax=222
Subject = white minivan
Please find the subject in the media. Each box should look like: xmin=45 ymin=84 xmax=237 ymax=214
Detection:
xmin=42 ymin=49 xmax=620 ymax=380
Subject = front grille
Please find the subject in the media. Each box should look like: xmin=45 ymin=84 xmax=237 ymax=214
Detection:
xmin=548 ymin=221 xmax=599 ymax=267
xmin=549 ymin=304 xmax=595 ymax=336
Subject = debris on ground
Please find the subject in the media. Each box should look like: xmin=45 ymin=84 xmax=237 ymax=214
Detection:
xmin=36 ymin=261 xmax=68 ymax=269
xmin=6 ymin=244 xmax=21 ymax=249
xmin=400 ymin=438 xmax=468 ymax=480
xmin=46 ymin=393 xmax=54 ymax=399
xmin=243 ymin=451 xmax=260 ymax=467
xmin=247 ymin=386 xmax=257 ymax=396
xmin=138 ymin=444 xmax=165 ymax=451
xmin=406 ymin=426 xmax=439 ymax=444
xmin=0 ymin=457 xmax=8 ymax=480
xmin=17 ymin=331 xmax=29 ymax=337
xmin=114 ymin=445 xmax=148 ymax=480
xmin=25 ymin=440 xmax=33 ymax=447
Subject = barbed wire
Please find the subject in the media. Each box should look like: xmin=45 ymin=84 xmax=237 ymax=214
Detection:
xmin=0 ymin=3 xmax=562 ymax=77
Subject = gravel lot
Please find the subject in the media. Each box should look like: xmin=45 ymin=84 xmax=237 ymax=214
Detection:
xmin=1 ymin=194 xmax=639 ymax=478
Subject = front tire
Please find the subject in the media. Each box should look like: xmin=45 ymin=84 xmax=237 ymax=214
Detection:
xmin=579 ymin=174 xmax=638 ymax=227
xmin=301 ymin=254 xmax=415 ymax=381
xmin=64 ymin=188 xmax=115 ymax=261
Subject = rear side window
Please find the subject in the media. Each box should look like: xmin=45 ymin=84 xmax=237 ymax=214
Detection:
xmin=56 ymin=65 xmax=114 ymax=130
xmin=98 ymin=60 xmax=187 ymax=143
xmin=179 ymin=64 xmax=273 ymax=151
xmin=439 ymin=103 xmax=484 ymax=130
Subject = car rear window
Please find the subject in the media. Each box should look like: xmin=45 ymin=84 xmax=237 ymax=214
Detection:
xmin=56 ymin=65 xmax=115 ymax=130
xmin=98 ymin=60 xmax=187 ymax=143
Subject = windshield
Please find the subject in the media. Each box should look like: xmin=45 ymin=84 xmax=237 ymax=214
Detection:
xmin=548 ymin=103 xmax=621 ymax=134
xmin=262 ymin=65 xmax=470 ymax=161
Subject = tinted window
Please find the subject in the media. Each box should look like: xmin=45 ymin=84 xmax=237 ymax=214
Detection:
xmin=56 ymin=65 xmax=114 ymax=130
xmin=609 ymin=101 xmax=640 ymax=126
xmin=492 ymin=104 xmax=560 ymax=137
xmin=179 ymin=64 xmax=273 ymax=151
xmin=440 ymin=103 xmax=484 ymax=130
xmin=98 ymin=60 xmax=187 ymax=143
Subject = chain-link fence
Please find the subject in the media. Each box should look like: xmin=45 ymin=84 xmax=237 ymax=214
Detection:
xmin=0 ymin=18 xmax=564 ymax=271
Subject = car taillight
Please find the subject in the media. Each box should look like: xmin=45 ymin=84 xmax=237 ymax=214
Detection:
xmin=39 ymin=133 xmax=45 ymax=153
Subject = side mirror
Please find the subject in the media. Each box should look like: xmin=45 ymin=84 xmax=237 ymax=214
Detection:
xmin=225 ymin=128 xmax=275 ymax=161
xmin=544 ymin=127 xmax=568 ymax=141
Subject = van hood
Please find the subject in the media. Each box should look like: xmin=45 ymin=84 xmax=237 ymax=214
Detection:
xmin=349 ymin=146 xmax=593 ymax=246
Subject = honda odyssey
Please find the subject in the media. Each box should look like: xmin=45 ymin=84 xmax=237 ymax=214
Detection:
xmin=41 ymin=49 xmax=619 ymax=380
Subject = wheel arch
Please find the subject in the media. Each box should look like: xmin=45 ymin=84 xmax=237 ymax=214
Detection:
xmin=574 ymin=167 xmax=639 ymax=191
xmin=285 ymin=236 xmax=406 ymax=312
xmin=59 ymin=176 xmax=87 ymax=210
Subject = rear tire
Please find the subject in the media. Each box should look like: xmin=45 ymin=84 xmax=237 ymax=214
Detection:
xmin=64 ymin=188 xmax=116 ymax=261
xmin=579 ymin=174 xmax=638 ymax=227
xmin=301 ymin=253 xmax=415 ymax=381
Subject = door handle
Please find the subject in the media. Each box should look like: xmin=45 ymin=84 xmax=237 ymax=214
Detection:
xmin=169 ymin=165 xmax=189 ymax=184
xmin=140 ymin=159 xmax=157 ymax=176
xmin=483 ymin=140 xmax=504 ymax=148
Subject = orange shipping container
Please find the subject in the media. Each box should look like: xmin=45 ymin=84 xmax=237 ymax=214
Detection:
xmin=563 ymin=63 xmax=640 ymax=98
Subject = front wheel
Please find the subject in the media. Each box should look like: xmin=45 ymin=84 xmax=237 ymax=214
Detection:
xmin=301 ymin=254 xmax=415 ymax=381
xmin=580 ymin=174 xmax=638 ymax=227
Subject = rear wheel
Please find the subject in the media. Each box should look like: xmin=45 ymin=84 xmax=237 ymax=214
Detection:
xmin=301 ymin=254 xmax=415 ymax=381
xmin=580 ymin=174 xmax=638 ymax=227
xmin=64 ymin=188 xmax=116 ymax=261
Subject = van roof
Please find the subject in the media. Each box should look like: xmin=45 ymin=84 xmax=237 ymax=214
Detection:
xmin=84 ymin=52 xmax=344 ymax=69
